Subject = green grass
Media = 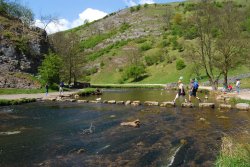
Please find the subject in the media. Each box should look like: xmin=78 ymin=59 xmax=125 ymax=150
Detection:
xmin=0 ymin=98 xmax=36 ymax=106
xmin=229 ymin=98 xmax=250 ymax=105
xmin=241 ymin=78 xmax=250 ymax=89
xmin=77 ymin=88 xmax=96 ymax=96
xmin=215 ymin=136 xmax=250 ymax=167
xmin=0 ymin=88 xmax=56 ymax=95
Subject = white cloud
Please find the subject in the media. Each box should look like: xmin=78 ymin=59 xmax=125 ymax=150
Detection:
xmin=139 ymin=0 xmax=155 ymax=4
xmin=72 ymin=8 xmax=107 ymax=28
xmin=124 ymin=0 xmax=137 ymax=7
xmin=34 ymin=8 xmax=107 ymax=34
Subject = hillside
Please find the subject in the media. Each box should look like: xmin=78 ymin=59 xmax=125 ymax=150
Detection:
xmin=0 ymin=13 xmax=50 ymax=88
xmin=51 ymin=0 xmax=250 ymax=85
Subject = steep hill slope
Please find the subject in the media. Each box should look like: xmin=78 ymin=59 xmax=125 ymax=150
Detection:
xmin=51 ymin=0 xmax=250 ymax=84
xmin=0 ymin=14 xmax=50 ymax=88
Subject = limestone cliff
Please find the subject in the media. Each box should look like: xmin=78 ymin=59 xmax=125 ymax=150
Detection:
xmin=0 ymin=14 xmax=50 ymax=88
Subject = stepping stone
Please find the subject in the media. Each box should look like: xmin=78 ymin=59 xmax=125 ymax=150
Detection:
xmin=77 ymin=100 xmax=88 ymax=103
xmin=116 ymin=101 xmax=125 ymax=104
xmin=144 ymin=101 xmax=159 ymax=106
xmin=131 ymin=101 xmax=141 ymax=106
xmin=125 ymin=100 xmax=131 ymax=105
xmin=199 ymin=103 xmax=215 ymax=108
xmin=160 ymin=102 xmax=175 ymax=107
xmin=181 ymin=103 xmax=194 ymax=108
xmin=102 ymin=100 xmax=108 ymax=104
xmin=65 ymin=99 xmax=77 ymax=102
xmin=108 ymin=100 xmax=116 ymax=104
xmin=219 ymin=104 xmax=232 ymax=109
xmin=89 ymin=100 xmax=101 ymax=103
xmin=235 ymin=103 xmax=249 ymax=111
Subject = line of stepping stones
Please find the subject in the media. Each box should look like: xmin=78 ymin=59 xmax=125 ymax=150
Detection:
xmin=43 ymin=97 xmax=249 ymax=111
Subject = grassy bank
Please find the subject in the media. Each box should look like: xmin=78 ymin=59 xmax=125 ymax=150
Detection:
xmin=0 ymin=88 xmax=57 ymax=95
xmin=0 ymin=98 xmax=37 ymax=106
xmin=77 ymin=88 xmax=97 ymax=96
xmin=216 ymin=135 xmax=250 ymax=167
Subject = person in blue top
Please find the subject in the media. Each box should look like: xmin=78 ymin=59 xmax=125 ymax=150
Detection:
xmin=188 ymin=78 xmax=201 ymax=103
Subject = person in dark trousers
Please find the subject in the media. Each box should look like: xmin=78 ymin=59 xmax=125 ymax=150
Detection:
xmin=59 ymin=81 xmax=64 ymax=96
xmin=188 ymin=78 xmax=201 ymax=103
xmin=45 ymin=83 xmax=49 ymax=96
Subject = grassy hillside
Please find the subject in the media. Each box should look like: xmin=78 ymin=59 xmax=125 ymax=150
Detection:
xmin=51 ymin=0 xmax=250 ymax=84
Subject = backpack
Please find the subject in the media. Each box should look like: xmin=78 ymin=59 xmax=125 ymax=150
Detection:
xmin=193 ymin=81 xmax=199 ymax=90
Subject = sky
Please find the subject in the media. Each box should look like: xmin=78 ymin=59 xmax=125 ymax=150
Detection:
xmin=19 ymin=0 xmax=184 ymax=34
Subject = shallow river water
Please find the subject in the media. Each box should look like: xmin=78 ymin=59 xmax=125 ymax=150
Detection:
xmin=0 ymin=89 xmax=249 ymax=167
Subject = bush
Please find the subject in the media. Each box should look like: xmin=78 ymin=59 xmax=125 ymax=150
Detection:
xmin=144 ymin=49 xmax=164 ymax=66
xmin=136 ymin=5 xmax=141 ymax=11
xmin=77 ymin=88 xmax=96 ymax=96
xmin=144 ymin=3 xmax=148 ymax=8
xmin=184 ymin=25 xmax=198 ymax=39
xmin=176 ymin=59 xmax=186 ymax=70
xmin=130 ymin=7 xmax=135 ymax=13
xmin=140 ymin=41 xmax=152 ymax=51
xmin=122 ymin=65 xmax=147 ymax=81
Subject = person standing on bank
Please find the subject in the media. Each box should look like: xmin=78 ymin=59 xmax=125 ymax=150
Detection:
xmin=236 ymin=79 xmax=240 ymax=94
xmin=45 ymin=83 xmax=49 ymax=96
xmin=59 ymin=81 xmax=64 ymax=96
xmin=173 ymin=80 xmax=187 ymax=103
xmin=188 ymin=78 xmax=201 ymax=103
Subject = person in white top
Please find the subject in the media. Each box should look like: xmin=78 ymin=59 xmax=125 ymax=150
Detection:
xmin=236 ymin=79 xmax=240 ymax=94
xmin=173 ymin=80 xmax=187 ymax=103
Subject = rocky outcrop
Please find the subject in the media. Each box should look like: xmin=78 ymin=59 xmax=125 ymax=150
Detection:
xmin=0 ymin=14 xmax=50 ymax=88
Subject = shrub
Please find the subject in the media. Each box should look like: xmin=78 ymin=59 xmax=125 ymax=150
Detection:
xmin=77 ymin=88 xmax=96 ymax=96
xmin=144 ymin=3 xmax=148 ymax=8
xmin=136 ymin=5 xmax=141 ymax=11
xmin=176 ymin=59 xmax=186 ymax=70
xmin=144 ymin=49 xmax=164 ymax=66
xmin=122 ymin=65 xmax=146 ymax=81
xmin=161 ymin=39 xmax=170 ymax=47
xmin=130 ymin=7 xmax=135 ymax=13
xmin=184 ymin=25 xmax=198 ymax=39
xmin=120 ymin=23 xmax=131 ymax=33
xmin=140 ymin=41 xmax=152 ymax=51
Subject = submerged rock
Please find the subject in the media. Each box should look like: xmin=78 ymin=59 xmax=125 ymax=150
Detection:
xmin=235 ymin=103 xmax=249 ymax=111
xmin=0 ymin=131 xmax=21 ymax=135
xmin=120 ymin=119 xmax=140 ymax=127
xmin=217 ymin=115 xmax=229 ymax=119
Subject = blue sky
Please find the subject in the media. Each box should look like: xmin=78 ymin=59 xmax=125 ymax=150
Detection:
xmin=20 ymin=0 xmax=184 ymax=33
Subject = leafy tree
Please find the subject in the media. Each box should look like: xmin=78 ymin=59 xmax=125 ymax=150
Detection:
xmin=38 ymin=52 xmax=62 ymax=84
xmin=123 ymin=65 xmax=146 ymax=81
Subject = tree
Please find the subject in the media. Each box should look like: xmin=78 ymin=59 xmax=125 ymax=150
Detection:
xmin=214 ymin=2 xmax=248 ymax=86
xmin=38 ymin=52 xmax=62 ymax=84
xmin=190 ymin=1 xmax=222 ymax=90
xmin=50 ymin=32 xmax=85 ymax=85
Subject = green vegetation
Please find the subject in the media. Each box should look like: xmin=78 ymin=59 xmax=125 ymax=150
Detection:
xmin=216 ymin=136 xmax=250 ymax=167
xmin=77 ymin=88 xmax=96 ymax=96
xmin=92 ymin=84 xmax=164 ymax=88
xmin=38 ymin=52 xmax=62 ymax=85
xmin=0 ymin=98 xmax=36 ymax=106
xmin=122 ymin=65 xmax=147 ymax=82
xmin=229 ymin=98 xmax=250 ymax=105
xmin=0 ymin=88 xmax=56 ymax=95
xmin=176 ymin=59 xmax=186 ymax=70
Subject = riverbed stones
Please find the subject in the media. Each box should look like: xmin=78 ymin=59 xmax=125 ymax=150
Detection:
xmin=144 ymin=101 xmax=159 ymax=106
xmin=199 ymin=103 xmax=215 ymax=108
xmin=181 ymin=103 xmax=194 ymax=108
xmin=125 ymin=100 xmax=131 ymax=105
xmin=160 ymin=102 xmax=175 ymax=107
xmin=108 ymin=100 xmax=116 ymax=104
xmin=102 ymin=100 xmax=108 ymax=103
xmin=116 ymin=101 xmax=125 ymax=104
xmin=65 ymin=99 xmax=77 ymax=102
xmin=235 ymin=103 xmax=249 ymax=111
xmin=131 ymin=101 xmax=141 ymax=106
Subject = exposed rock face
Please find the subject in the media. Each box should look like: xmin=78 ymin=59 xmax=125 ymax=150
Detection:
xmin=0 ymin=15 xmax=50 ymax=88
